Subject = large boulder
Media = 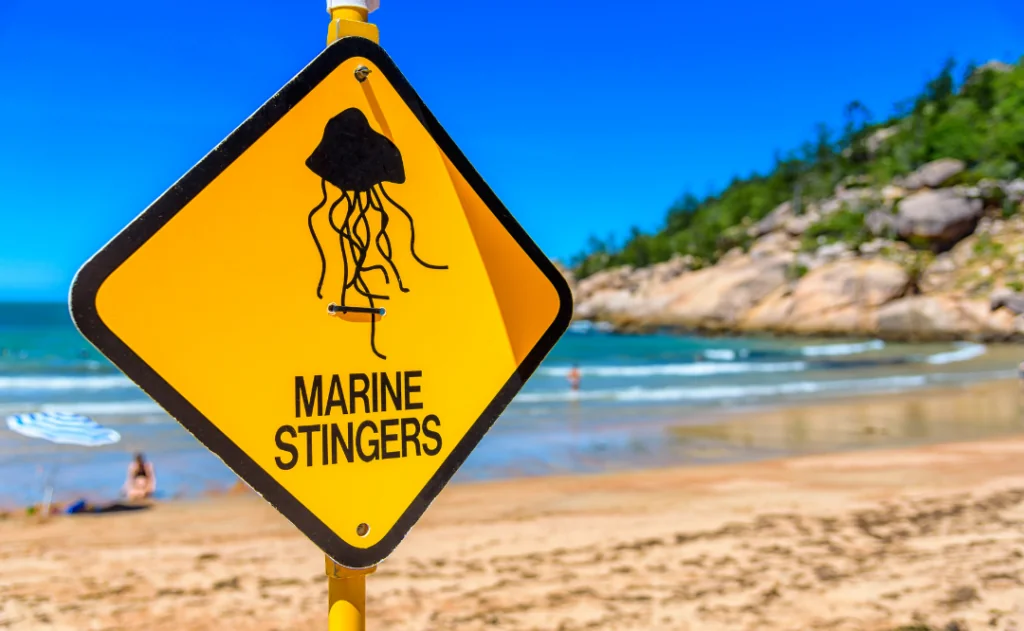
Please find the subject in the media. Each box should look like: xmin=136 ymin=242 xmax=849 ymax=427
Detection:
xmin=574 ymin=253 xmax=792 ymax=331
xmin=657 ymin=254 xmax=792 ymax=329
xmin=896 ymin=189 xmax=983 ymax=249
xmin=742 ymin=259 xmax=909 ymax=335
xmin=572 ymin=289 xmax=625 ymax=321
xmin=876 ymin=294 xmax=1014 ymax=341
xmin=573 ymin=266 xmax=636 ymax=321
xmin=570 ymin=256 xmax=694 ymax=326
xmin=900 ymin=158 xmax=966 ymax=190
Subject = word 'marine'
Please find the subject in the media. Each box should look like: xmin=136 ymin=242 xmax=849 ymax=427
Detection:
xmin=295 ymin=370 xmax=424 ymax=418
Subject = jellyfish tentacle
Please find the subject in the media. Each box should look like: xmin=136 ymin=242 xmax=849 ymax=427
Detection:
xmin=361 ymin=264 xmax=390 ymax=284
xmin=339 ymin=228 xmax=351 ymax=308
xmin=348 ymin=192 xmax=371 ymax=270
xmin=378 ymin=230 xmax=408 ymax=292
xmin=377 ymin=184 xmax=449 ymax=270
xmin=343 ymin=215 xmax=363 ymax=282
xmin=352 ymin=279 xmax=389 ymax=301
xmin=353 ymin=276 xmax=385 ymax=360
xmin=348 ymin=192 xmax=388 ymax=301
xmin=351 ymin=273 xmax=386 ymax=359
xmin=322 ymin=191 xmax=348 ymax=297
xmin=329 ymin=191 xmax=352 ymax=234
xmin=329 ymin=192 xmax=357 ymax=307
xmin=348 ymin=250 xmax=388 ymax=300
xmin=343 ymin=192 xmax=366 ymax=250
xmin=343 ymin=232 xmax=363 ymax=301
xmin=368 ymin=188 xmax=409 ymax=293
xmin=355 ymin=190 xmax=373 ymax=255
xmin=307 ymin=179 xmax=331 ymax=299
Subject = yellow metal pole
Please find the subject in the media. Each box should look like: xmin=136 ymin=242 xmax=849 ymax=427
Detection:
xmin=324 ymin=5 xmax=378 ymax=629
xmin=326 ymin=558 xmax=376 ymax=631
xmin=327 ymin=4 xmax=380 ymax=45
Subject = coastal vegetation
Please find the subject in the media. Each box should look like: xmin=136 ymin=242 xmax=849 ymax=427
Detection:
xmin=571 ymin=57 xmax=1024 ymax=278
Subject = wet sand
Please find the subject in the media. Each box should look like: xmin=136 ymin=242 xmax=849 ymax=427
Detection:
xmin=672 ymin=377 xmax=1024 ymax=461
xmin=4 ymin=383 xmax=1024 ymax=630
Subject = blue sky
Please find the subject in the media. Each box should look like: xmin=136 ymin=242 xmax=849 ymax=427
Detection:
xmin=1 ymin=0 xmax=1023 ymax=301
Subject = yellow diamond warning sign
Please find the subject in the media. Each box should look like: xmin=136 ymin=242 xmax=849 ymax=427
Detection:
xmin=69 ymin=37 xmax=572 ymax=568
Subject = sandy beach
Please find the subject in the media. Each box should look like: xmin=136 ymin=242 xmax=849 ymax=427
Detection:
xmin=3 ymin=381 xmax=1024 ymax=631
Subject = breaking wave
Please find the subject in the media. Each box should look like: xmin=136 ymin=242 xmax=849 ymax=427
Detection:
xmin=515 ymin=375 xmax=931 ymax=404
xmin=539 ymin=362 xmax=808 ymax=378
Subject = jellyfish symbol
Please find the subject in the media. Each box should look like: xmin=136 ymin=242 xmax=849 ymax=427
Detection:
xmin=305 ymin=108 xmax=447 ymax=360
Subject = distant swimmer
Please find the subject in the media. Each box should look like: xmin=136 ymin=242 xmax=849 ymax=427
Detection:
xmin=1019 ymin=361 xmax=1024 ymax=380
xmin=568 ymin=364 xmax=582 ymax=392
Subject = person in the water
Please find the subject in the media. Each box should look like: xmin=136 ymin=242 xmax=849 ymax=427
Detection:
xmin=568 ymin=364 xmax=582 ymax=392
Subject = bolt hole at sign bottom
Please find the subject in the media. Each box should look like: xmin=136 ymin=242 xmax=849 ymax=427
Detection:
xmin=356 ymin=523 xmax=370 ymax=537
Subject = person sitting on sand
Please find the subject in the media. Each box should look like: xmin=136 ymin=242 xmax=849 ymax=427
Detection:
xmin=124 ymin=452 xmax=156 ymax=502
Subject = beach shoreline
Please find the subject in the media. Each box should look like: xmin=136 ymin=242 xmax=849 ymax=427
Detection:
xmin=4 ymin=373 xmax=1023 ymax=513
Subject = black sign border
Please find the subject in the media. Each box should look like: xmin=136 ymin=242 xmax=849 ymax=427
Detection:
xmin=70 ymin=36 xmax=573 ymax=569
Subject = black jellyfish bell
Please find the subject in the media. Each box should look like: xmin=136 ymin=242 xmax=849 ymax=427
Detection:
xmin=305 ymin=107 xmax=447 ymax=360
xmin=305 ymin=109 xmax=405 ymax=191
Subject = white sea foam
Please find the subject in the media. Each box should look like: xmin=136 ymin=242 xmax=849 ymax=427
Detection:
xmin=538 ymin=361 xmax=808 ymax=379
xmin=0 ymin=375 xmax=134 ymax=391
xmin=799 ymin=340 xmax=886 ymax=357
xmin=514 ymin=374 xmax=930 ymax=404
xmin=568 ymin=321 xmax=615 ymax=334
xmin=925 ymin=342 xmax=987 ymax=365
xmin=702 ymin=348 xmax=746 ymax=361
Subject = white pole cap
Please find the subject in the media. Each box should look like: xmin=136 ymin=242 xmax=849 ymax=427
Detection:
xmin=327 ymin=0 xmax=379 ymax=12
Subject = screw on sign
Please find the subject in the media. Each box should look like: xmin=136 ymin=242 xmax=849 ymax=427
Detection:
xmin=67 ymin=3 xmax=572 ymax=631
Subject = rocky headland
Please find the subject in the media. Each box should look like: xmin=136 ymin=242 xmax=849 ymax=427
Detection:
xmin=563 ymin=157 xmax=1024 ymax=341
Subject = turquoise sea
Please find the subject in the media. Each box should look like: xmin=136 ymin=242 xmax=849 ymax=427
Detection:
xmin=0 ymin=302 xmax=1020 ymax=507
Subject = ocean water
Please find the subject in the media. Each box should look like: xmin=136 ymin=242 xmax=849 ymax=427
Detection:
xmin=0 ymin=302 xmax=1020 ymax=507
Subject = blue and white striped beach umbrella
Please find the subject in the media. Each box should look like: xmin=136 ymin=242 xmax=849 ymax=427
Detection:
xmin=5 ymin=412 xmax=121 ymax=447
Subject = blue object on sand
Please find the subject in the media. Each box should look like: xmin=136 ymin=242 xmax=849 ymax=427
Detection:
xmin=5 ymin=412 xmax=121 ymax=447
